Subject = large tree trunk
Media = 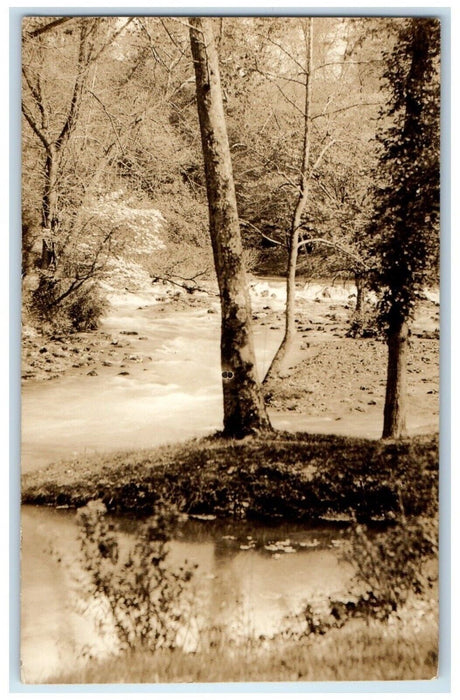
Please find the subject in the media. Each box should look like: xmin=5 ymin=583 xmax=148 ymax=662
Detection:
xmin=264 ymin=18 xmax=313 ymax=383
xmin=189 ymin=17 xmax=272 ymax=438
xmin=382 ymin=317 xmax=409 ymax=439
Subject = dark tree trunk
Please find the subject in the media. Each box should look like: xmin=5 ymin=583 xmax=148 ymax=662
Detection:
xmin=189 ymin=17 xmax=272 ymax=437
xmin=382 ymin=317 xmax=409 ymax=439
xmin=40 ymin=145 xmax=59 ymax=269
xmin=355 ymin=272 xmax=365 ymax=316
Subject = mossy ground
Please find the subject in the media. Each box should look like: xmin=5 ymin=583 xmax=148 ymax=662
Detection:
xmin=22 ymin=430 xmax=438 ymax=523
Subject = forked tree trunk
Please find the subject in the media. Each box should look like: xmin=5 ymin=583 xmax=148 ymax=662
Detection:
xmin=382 ymin=317 xmax=409 ymax=439
xmin=189 ymin=17 xmax=272 ymax=437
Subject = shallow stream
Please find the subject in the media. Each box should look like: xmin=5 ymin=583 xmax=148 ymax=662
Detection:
xmin=21 ymin=280 xmax=381 ymax=473
xmin=21 ymin=282 xmax=358 ymax=682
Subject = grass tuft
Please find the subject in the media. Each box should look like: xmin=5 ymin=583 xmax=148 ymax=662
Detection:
xmin=48 ymin=616 xmax=438 ymax=684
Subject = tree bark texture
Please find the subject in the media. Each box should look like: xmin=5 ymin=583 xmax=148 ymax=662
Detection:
xmin=355 ymin=272 xmax=365 ymax=316
xmin=189 ymin=17 xmax=272 ymax=437
xmin=264 ymin=18 xmax=313 ymax=382
xmin=382 ymin=317 xmax=408 ymax=439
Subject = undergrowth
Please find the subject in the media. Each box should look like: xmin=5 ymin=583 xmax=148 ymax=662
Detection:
xmin=75 ymin=499 xmax=198 ymax=653
xmin=47 ymin=504 xmax=438 ymax=684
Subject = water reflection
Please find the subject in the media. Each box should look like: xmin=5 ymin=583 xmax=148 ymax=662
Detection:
xmin=21 ymin=506 xmax=354 ymax=682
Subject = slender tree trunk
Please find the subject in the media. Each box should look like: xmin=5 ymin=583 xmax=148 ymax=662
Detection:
xmin=40 ymin=145 xmax=59 ymax=269
xmin=264 ymin=18 xmax=313 ymax=383
xmin=43 ymin=145 xmax=59 ymax=230
xmin=355 ymin=272 xmax=365 ymax=316
xmin=189 ymin=17 xmax=272 ymax=437
xmin=265 ymin=228 xmax=300 ymax=380
xmin=382 ymin=317 xmax=408 ymax=439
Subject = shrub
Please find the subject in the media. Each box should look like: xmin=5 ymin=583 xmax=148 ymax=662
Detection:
xmin=347 ymin=304 xmax=381 ymax=339
xmin=297 ymin=515 xmax=438 ymax=636
xmin=75 ymin=500 xmax=198 ymax=652
xmin=30 ymin=276 xmax=108 ymax=333
xmin=67 ymin=284 xmax=108 ymax=331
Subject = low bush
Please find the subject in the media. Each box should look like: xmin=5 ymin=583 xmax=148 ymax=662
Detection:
xmin=76 ymin=499 xmax=197 ymax=652
xmin=347 ymin=305 xmax=381 ymax=339
xmin=66 ymin=285 xmax=109 ymax=331
xmin=294 ymin=514 xmax=438 ymax=636
xmin=29 ymin=275 xmax=108 ymax=333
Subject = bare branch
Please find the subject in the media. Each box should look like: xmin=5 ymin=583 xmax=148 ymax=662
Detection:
xmin=21 ymin=66 xmax=43 ymax=117
xmin=240 ymin=218 xmax=288 ymax=249
xmin=22 ymin=101 xmax=50 ymax=149
xmin=270 ymin=160 xmax=300 ymax=191
xmin=48 ymin=229 xmax=112 ymax=307
xmin=251 ymin=63 xmax=305 ymax=86
xmin=91 ymin=18 xmax=136 ymax=64
xmin=151 ymin=270 xmax=214 ymax=295
xmin=88 ymin=90 xmax=125 ymax=153
xmin=25 ymin=17 xmax=75 ymax=38
xmin=311 ymin=101 xmax=383 ymax=121
xmin=262 ymin=233 xmax=287 ymax=248
xmin=159 ymin=18 xmax=189 ymax=58
xmin=297 ymin=235 xmax=368 ymax=269
xmin=137 ymin=18 xmax=171 ymax=71
xmin=256 ymin=32 xmax=307 ymax=73
xmin=309 ymin=138 xmax=336 ymax=178
xmin=261 ymin=72 xmax=306 ymax=118
xmin=56 ymin=22 xmax=92 ymax=147
xmin=314 ymin=59 xmax=383 ymax=70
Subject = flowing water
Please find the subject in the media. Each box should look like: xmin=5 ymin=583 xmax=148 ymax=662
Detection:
xmin=21 ymin=280 xmax=377 ymax=473
xmin=21 ymin=290 xmax=279 ymax=472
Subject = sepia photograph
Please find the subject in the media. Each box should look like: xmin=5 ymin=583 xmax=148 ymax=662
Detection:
xmin=18 ymin=12 xmax=441 ymax=686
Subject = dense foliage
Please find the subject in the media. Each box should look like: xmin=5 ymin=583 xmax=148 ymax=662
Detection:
xmin=368 ymin=18 xmax=440 ymax=328
xmin=298 ymin=515 xmax=437 ymax=635
xmin=21 ymin=16 xmax=420 ymax=330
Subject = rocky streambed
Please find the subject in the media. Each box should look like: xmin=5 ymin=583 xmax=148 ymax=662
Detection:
xmin=20 ymin=278 xmax=439 ymax=472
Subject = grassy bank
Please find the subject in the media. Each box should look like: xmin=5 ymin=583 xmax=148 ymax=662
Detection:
xmin=22 ymin=431 xmax=438 ymax=523
xmin=48 ymin=616 xmax=438 ymax=684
